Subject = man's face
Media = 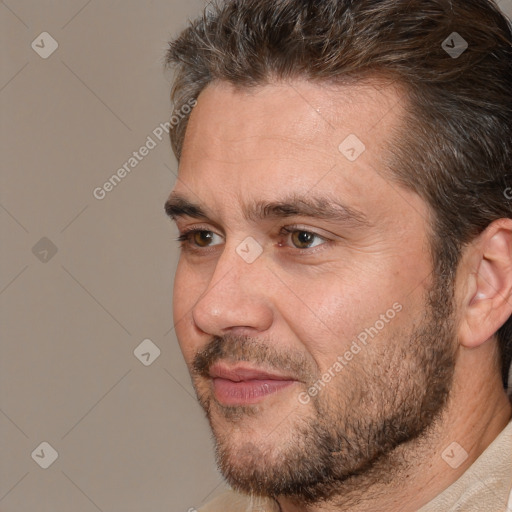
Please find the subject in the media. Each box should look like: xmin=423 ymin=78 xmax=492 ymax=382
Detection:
xmin=167 ymin=80 xmax=457 ymax=500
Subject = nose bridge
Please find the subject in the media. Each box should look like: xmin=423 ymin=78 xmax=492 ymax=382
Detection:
xmin=192 ymin=238 xmax=272 ymax=334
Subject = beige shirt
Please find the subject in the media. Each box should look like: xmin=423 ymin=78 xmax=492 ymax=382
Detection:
xmin=199 ymin=419 xmax=512 ymax=512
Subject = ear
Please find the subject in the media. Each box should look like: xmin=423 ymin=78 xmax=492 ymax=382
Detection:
xmin=458 ymin=218 xmax=512 ymax=348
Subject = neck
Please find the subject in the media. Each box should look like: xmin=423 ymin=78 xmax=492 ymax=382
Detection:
xmin=276 ymin=362 xmax=512 ymax=512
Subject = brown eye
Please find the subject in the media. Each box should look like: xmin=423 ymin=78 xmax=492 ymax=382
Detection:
xmin=291 ymin=230 xmax=318 ymax=249
xmin=193 ymin=231 xmax=215 ymax=247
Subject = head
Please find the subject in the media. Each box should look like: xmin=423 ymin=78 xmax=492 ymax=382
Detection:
xmin=164 ymin=0 xmax=512 ymax=503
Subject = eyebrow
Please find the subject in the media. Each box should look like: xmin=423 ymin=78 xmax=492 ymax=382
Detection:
xmin=165 ymin=194 xmax=208 ymax=221
xmin=164 ymin=193 xmax=370 ymax=228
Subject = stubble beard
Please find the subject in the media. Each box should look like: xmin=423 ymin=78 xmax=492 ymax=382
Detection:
xmin=191 ymin=275 xmax=457 ymax=504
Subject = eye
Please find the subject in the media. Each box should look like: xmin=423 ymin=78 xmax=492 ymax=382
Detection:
xmin=280 ymin=227 xmax=327 ymax=249
xmin=176 ymin=229 xmax=223 ymax=249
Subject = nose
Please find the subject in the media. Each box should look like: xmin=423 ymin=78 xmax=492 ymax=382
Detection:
xmin=191 ymin=243 xmax=274 ymax=336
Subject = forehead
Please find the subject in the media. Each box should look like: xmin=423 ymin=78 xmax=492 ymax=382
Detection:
xmin=173 ymin=79 xmax=419 ymax=225
xmin=181 ymin=78 xmax=405 ymax=160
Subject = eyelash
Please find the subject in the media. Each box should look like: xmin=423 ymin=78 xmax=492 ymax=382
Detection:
xmin=174 ymin=225 xmax=329 ymax=254
xmin=174 ymin=226 xmax=217 ymax=252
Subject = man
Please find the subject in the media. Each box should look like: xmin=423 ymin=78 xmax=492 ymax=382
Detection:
xmin=164 ymin=0 xmax=512 ymax=510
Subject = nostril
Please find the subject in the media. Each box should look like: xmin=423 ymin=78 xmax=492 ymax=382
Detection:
xmin=191 ymin=290 xmax=274 ymax=338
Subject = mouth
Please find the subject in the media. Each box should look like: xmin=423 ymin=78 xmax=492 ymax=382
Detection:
xmin=208 ymin=363 xmax=298 ymax=406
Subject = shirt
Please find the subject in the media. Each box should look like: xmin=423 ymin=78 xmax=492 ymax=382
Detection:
xmin=198 ymin=419 xmax=512 ymax=512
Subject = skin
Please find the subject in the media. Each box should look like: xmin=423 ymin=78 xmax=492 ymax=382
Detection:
xmin=166 ymin=79 xmax=512 ymax=511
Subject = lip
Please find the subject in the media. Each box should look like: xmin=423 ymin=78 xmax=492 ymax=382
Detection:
xmin=209 ymin=363 xmax=296 ymax=382
xmin=209 ymin=363 xmax=298 ymax=406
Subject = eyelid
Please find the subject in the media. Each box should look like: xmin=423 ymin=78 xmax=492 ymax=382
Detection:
xmin=175 ymin=224 xmax=333 ymax=253
xmin=175 ymin=225 xmax=225 ymax=250
xmin=277 ymin=225 xmax=331 ymax=253
xmin=279 ymin=224 xmax=329 ymax=241
xmin=178 ymin=224 xmax=223 ymax=236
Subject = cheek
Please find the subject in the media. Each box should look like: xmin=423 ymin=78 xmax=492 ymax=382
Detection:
xmin=172 ymin=260 xmax=189 ymax=323
xmin=278 ymin=271 xmax=408 ymax=370
xmin=172 ymin=260 xmax=204 ymax=362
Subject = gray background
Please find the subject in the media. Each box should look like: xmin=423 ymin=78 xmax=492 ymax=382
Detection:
xmin=1 ymin=1 xmax=511 ymax=511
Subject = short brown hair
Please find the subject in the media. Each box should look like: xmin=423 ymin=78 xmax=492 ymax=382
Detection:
xmin=165 ymin=0 xmax=512 ymax=387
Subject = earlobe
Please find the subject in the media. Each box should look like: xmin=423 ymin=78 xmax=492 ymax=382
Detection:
xmin=458 ymin=219 xmax=512 ymax=349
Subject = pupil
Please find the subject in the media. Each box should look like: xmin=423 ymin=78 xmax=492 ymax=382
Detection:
xmin=195 ymin=231 xmax=212 ymax=246
xmin=295 ymin=231 xmax=312 ymax=247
